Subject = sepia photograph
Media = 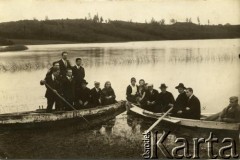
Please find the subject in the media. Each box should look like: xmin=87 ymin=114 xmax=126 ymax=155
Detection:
xmin=0 ymin=0 xmax=239 ymax=159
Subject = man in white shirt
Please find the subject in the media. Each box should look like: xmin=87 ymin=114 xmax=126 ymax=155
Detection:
xmin=126 ymin=77 xmax=139 ymax=103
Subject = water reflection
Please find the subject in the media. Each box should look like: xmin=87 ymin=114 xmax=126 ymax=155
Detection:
xmin=0 ymin=39 xmax=239 ymax=72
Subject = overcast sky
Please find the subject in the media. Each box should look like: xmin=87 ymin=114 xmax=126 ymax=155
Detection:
xmin=0 ymin=0 xmax=239 ymax=24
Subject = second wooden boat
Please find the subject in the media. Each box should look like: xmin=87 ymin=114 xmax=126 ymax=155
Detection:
xmin=0 ymin=100 xmax=126 ymax=131
xmin=127 ymin=103 xmax=240 ymax=138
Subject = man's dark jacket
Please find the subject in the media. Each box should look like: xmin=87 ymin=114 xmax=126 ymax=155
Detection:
xmin=55 ymin=59 xmax=71 ymax=76
xmin=72 ymin=65 xmax=85 ymax=86
xmin=44 ymin=75 xmax=62 ymax=99
xmin=184 ymin=95 xmax=201 ymax=120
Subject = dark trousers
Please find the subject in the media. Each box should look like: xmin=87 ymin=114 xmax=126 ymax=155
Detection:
xmin=46 ymin=97 xmax=61 ymax=112
xmin=143 ymin=104 xmax=158 ymax=113
xmin=102 ymin=98 xmax=116 ymax=105
xmin=127 ymin=95 xmax=137 ymax=103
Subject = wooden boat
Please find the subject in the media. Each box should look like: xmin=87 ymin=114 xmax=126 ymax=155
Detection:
xmin=127 ymin=103 xmax=240 ymax=138
xmin=0 ymin=100 xmax=126 ymax=131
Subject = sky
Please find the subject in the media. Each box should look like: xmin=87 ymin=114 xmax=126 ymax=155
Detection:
xmin=0 ymin=0 xmax=239 ymax=25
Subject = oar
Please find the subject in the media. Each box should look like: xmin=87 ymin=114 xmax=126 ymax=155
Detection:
xmin=146 ymin=107 xmax=173 ymax=133
xmin=42 ymin=81 xmax=89 ymax=123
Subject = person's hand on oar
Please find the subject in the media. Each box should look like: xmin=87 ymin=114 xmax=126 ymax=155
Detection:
xmin=41 ymin=81 xmax=90 ymax=124
xmin=40 ymin=80 xmax=46 ymax=85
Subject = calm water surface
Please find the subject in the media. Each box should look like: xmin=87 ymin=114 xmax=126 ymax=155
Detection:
xmin=0 ymin=39 xmax=239 ymax=158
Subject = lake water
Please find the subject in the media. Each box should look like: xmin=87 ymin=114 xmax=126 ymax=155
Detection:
xmin=0 ymin=39 xmax=239 ymax=158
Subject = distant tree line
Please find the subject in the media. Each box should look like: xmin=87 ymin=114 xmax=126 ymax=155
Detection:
xmin=0 ymin=15 xmax=239 ymax=45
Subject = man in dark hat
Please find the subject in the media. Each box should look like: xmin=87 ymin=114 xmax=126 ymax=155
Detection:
xmin=76 ymin=79 xmax=91 ymax=109
xmin=206 ymin=96 xmax=240 ymax=123
xmin=90 ymin=81 xmax=102 ymax=107
xmin=55 ymin=51 xmax=72 ymax=77
xmin=126 ymin=77 xmax=139 ymax=103
xmin=40 ymin=67 xmax=62 ymax=112
xmin=184 ymin=88 xmax=201 ymax=120
xmin=172 ymin=83 xmax=188 ymax=117
xmin=157 ymin=83 xmax=175 ymax=112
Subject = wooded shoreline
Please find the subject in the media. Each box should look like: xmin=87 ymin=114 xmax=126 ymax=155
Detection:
xmin=0 ymin=19 xmax=239 ymax=46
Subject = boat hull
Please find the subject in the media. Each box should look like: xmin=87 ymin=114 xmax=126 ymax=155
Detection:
xmin=127 ymin=103 xmax=240 ymax=138
xmin=0 ymin=101 xmax=126 ymax=131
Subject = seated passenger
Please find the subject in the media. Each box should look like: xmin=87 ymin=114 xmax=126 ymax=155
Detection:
xmin=145 ymin=84 xmax=159 ymax=112
xmin=102 ymin=81 xmax=116 ymax=105
xmin=137 ymin=79 xmax=147 ymax=106
xmin=205 ymin=96 xmax=240 ymax=123
xmin=183 ymin=88 xmax=201 ymax=120
xmin=77 ymin=79 xmax=91 ymax=109
xmin=126 ymin=77 xmax=139 ymax=103
xmin=90 ymin=81 xmax=102 ymax=107
xmin=157 ymin=83 xmax=175 ymax=112
xmin=172 ymin=83 xmax=188 ymax=118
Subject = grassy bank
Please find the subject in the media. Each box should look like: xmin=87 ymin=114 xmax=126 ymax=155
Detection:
xmin=0 ymin=19 xmax=239 ymax=45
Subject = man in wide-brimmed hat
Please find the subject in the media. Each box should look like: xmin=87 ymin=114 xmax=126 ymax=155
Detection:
xmin=206 ymin=96 xmax=240 ymax=123
xmin=172 ymin=83 xmax=188 ymax=117
xmin=157 ymin=83 xmax=175 ymax=113
xmin=76 ymin=79 xmax=91 ymax=109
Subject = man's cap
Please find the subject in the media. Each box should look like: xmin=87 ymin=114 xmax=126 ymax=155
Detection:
xmin=52 ymin=62 xmax=59 ymax=66
xmin=175 ymin=83 xmax=186 ymax=89
xmin=94 ymin=81 xmax=100 ymax=85
xmin=82 ymin=79 xmax=88 ymax=85
xmin=148 ymin=84 xmax=153 ymax=87
xmin=131 ymin=77 xmax=136 ymax=82
xmin=230 ymin=96 xmax=238 ymax=101
xmin=159 ymin=83 xmax=168 ymax=88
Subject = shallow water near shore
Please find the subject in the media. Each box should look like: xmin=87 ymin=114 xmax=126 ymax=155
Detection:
xmin=0 ymin=39 xmax=239 ymax=158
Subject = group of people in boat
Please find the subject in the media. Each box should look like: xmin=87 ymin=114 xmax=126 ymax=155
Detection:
xmin=126 ymin=77 xmax=201 ymax=120
xmin=40 ymin=51 xmax=116 ymax=112
xmin=126 ymin=77 xmax=240 ymax=123
xmin=40 ymin=51 xmax=240 ymax=123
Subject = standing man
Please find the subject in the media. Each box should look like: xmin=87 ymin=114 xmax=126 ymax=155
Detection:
xmin=157 ymin=83 xmax=175 ymax=112
xmin=40 ymin=68 xmax=62 ymax=112
xmin=145 ymin=84 xmax=159 ymax=112
xmin=72 ymin=58 xmax=85 ymax=94
xmin=184 ymin=88 xmax=201 ymax=120
xmin=90 ymin=81 xmax=103 ymax=107
xmin=61 ymin=69 xmax=75 ymax=110
xmin=55 ymin=51 xmax=72 ymax=76
xmin=173 ymin=83 xmax=188 ymax=117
